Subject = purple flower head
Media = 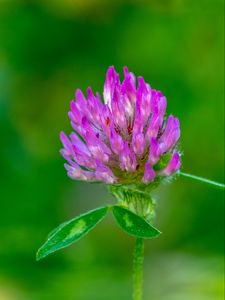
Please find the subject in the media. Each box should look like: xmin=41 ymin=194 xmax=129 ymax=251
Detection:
xmin=60 ymin=66 xmax=181 ymax=185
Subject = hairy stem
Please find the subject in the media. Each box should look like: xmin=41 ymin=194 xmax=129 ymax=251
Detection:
xmin=179 ymin=172 xmax=225 ymax=189
xmin=133 ymin=238 xmax=144 ymax=300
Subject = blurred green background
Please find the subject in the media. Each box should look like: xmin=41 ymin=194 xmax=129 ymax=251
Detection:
xmin=0 ymin=0 xmax=224 ymax=299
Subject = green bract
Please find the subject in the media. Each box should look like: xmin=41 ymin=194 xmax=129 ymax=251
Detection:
xmin=109 ymin=184 xmax=157 ymax=221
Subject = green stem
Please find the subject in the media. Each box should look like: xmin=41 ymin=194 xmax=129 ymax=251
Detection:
xmin=133 ymin=238 xmax=144 ymax=300
xmin=179 ymin=172 xmax=225 ymax=190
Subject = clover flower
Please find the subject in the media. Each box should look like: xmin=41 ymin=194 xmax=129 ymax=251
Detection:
xmin=38 ymin=66 xmax=224 ymax=300
xmin=60 ymin=66 xmax=181 ymax=185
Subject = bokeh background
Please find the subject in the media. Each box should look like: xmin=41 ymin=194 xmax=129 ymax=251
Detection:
xmin=0 ymin=0 xmax=224 ymax=299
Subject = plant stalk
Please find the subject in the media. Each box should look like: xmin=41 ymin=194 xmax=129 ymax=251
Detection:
xmin=179 ymin=172 xmax=225 ymax=189
xmin=133 ymin=238 xmax=144 ymax=300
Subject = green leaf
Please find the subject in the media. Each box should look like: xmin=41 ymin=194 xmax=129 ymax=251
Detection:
xmin=36 ymin=206 xmax=109 ymax=261
xmin=112 ymin=206 xmax=161 ymax=239
xmin=47 ymin=220 xmax=68 ymax=239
